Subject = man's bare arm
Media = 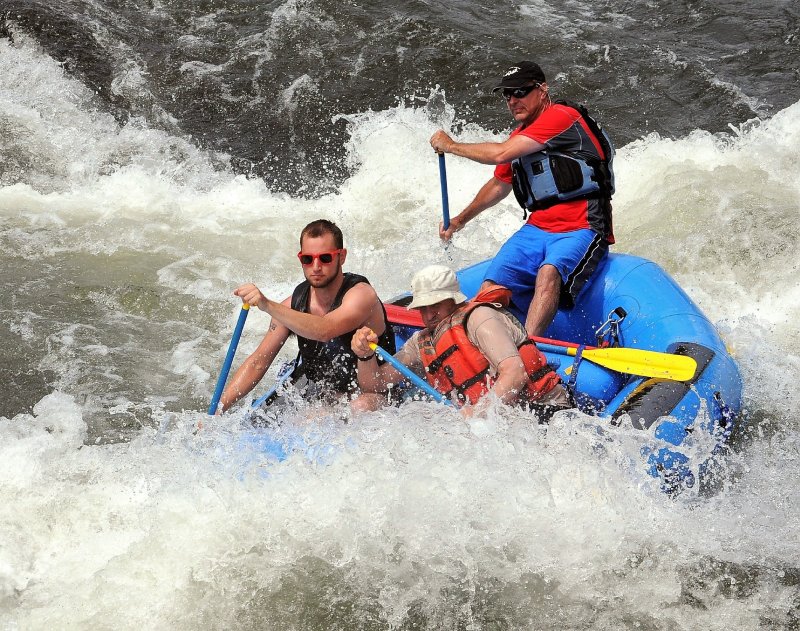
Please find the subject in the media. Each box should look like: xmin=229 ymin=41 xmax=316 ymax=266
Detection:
xmin=430 ymin=130 xmax=545 ymax=165
xmin=218 ymin=300 xmax=292 ymax=412
xmin=236 ymin=282 xmax=384 ymax=342
xmin=440 ymin=177 xmax=513 ymax=240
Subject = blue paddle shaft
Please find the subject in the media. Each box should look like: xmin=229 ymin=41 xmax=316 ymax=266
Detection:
xmin=536 ymin=342 xmax=575 ymax=356
xmin=438 ymin=153 xmax=451 ymax=230
xmin=207 ymin=305 xmax=250 ymax=415
xmin=371 ymin=344 xmax=453 ymax=406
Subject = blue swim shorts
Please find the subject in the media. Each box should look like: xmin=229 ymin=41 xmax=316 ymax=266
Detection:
xmin=484 ymin=224 xmax=608 ymax=320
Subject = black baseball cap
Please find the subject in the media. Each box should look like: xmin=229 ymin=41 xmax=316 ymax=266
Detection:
xmin=492 ymin=61 xmax=547 ymax=92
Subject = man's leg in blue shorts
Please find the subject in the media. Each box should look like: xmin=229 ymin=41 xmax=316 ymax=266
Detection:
xmin=525 ymin=264 xmax=561 ymax=337
xmin=481 ymin=224 xmax=543 ymax=323
xmin=482 ymin=225 xmax=607 ymax=336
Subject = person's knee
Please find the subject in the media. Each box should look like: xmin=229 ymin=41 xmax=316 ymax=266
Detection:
xmin=538 ymin=263 xmax=561 ymax=280
xmin=536 ymin=265 xmax=562 ymax=296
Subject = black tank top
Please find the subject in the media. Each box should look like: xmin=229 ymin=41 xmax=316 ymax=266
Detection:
xmin=290 ymin=272 xmax=395 ymax=395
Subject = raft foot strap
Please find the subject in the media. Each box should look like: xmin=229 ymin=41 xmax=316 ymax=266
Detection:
xmin=566 ymin=345 xmax=586 ymax=395
xmin=456 ymin=369 xmax=491 ymax=394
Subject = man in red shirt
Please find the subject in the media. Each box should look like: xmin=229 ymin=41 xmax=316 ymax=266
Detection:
xmin=430 ymin=61 xmax=614 ymax=337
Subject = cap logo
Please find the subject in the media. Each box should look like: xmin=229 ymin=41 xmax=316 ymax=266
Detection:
xmin=503 ymin=66 xmax=521 ymax=77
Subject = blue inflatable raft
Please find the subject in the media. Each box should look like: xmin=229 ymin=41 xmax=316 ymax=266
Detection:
xmin=384 ymin=253 xmax=744 ymax=494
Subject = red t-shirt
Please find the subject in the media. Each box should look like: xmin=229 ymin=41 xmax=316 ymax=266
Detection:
xmin=494 ymin=104 xmax=614 ymax=243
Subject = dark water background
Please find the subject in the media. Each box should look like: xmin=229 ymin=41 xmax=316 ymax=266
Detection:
xmin=4 ymin=0 xmax=797 ymax=196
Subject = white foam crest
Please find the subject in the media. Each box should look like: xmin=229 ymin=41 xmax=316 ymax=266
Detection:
xmin=611 ymin=101 xmax=800 ymax=419
xmin=517 ymin=2 xmax=584 ymax=39
xmin=330 ymin=94 xmax=524 ymax=296
xmin=2 ymin=394 xmax=794 ymax=628
xmin=0 ymin=47 xmax=494 ymax=302
xmin=279 ymin=74 xmax=319 ymax=114
xmin=242 ymin=0 xmax=339 ymax=100
xmin=0 ymin=38 xmax=232 ymax=196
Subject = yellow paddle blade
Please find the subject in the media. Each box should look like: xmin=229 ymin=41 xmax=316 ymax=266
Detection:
xmin=563 ymin=346 xmax=698 ymax=381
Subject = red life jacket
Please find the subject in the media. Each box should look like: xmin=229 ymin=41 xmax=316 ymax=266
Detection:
xmin=417 ymin=286 xmax=562 ymax=405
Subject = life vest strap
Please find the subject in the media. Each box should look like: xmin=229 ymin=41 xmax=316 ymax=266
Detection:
xmin=425 ymin=343 xmax=458 ymax=374
xmin=455 ymin=369 xmax=491 ymax=396
xmin=528 ymin=365 xmax=554 ymax=383
xmin=566 ymin=344 xmax=586 ymax=392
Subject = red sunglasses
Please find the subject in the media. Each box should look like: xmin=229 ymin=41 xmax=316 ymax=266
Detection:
xmin=297 ymin=249 xmax=344 ymax=265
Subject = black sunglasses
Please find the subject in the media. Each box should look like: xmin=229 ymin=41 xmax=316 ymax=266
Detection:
xmin=501 ymin=84 xmax=540 ymax=101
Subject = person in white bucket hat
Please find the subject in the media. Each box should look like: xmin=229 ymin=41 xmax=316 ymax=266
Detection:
xmin=351 ymin=265 xmax=570 ymax=417
xmin=405 ymin=264 xmax=467 ymax=309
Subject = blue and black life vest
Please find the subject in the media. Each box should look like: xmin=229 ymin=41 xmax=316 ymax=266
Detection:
xmin=511 ymin=100 xmax=615 ymax=215
xmin=291 ymin=273 xmax=395 ymax=396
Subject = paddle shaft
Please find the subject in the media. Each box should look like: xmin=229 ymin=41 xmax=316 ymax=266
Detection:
xmin=207 ymin=304 xmax=250 ymax=415
xmin=370 ymin=343 xmax=453 ymax=406
xmin=537 ymin=342 xmax=602 ymax=358
xmin=438 ymin=153 xmax=451 ymax=230
xmin=530 ymin=335 xmax=596 ymax=350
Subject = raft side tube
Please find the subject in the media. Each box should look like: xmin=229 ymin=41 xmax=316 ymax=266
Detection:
xmin=543 ymin=351 xmax=628 ymax=414
xmin=605 ymin=340 xmax=743 ymax=494
xmin=549 ymin=256 xmax=728 ymax=353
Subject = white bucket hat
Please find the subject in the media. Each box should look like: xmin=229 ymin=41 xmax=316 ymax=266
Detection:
xmin=407 ymin=265 xmax=467 ymax=309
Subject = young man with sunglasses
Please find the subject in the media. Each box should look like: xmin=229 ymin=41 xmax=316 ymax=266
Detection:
xmin=218 ymin=219 xmax=395 ymax=412
xmin=429 ymin=61 xmax=615 ymax=338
